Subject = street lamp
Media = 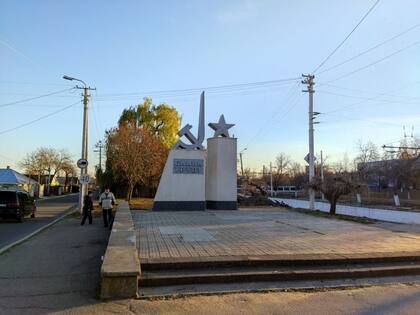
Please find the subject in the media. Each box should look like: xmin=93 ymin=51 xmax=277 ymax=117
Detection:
xmin=63 ymin=75 xmax=86 ymax=88
xmin=63 ymin=75 xmax=91 ymax=212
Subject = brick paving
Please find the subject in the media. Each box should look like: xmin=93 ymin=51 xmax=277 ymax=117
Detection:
xmin=132 ymin=208 xmax=420 ymax=261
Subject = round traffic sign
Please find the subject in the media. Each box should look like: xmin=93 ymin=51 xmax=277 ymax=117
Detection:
xmin=77 ymin=158 xmax=88 ymax=169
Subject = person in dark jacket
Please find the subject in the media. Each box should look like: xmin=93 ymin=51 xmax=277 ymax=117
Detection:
xmin=81 ymin=191 xmax=94 ymax=225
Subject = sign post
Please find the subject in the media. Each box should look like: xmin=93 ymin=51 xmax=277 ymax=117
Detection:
xmin=77 ymin=158 xmax=89 ymax=213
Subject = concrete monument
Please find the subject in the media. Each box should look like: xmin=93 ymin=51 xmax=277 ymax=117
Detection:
xmin=153 ymin=92 xmax=207 ymax=211
xmin=206 ymin=115 xmax=237 ymax=210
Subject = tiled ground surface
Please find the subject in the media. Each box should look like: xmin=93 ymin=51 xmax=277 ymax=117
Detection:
xmin=132 ymin=208 xmax=420 ymax=261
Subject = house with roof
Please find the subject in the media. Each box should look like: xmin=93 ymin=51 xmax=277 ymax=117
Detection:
xmin=0 ymin=166 xmax=39 ymax=197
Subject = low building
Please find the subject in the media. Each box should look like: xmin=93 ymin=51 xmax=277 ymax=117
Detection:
xmin=357 ymin=158 xmax=420 ymax=190
xmin=0 ymin=166 xmax=39 ymax=197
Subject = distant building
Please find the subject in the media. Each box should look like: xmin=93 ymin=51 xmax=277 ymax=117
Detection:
xmin=25 ymin=174 xmax=80 ymax=196
xmin=0 ymin=166 xmax=39 ymax=197
xmin=357 ymin=158 xmax=420 ymax=190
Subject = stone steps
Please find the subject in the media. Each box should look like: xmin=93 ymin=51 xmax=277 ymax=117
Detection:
xmin=139 ymin=261 xmax=420 ymax=287
xmin=140 ymin=252 xmax=420 ymax=270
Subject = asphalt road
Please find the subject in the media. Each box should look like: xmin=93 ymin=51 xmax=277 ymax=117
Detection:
xmin=0 ymin=193 xmax=78 ymax=250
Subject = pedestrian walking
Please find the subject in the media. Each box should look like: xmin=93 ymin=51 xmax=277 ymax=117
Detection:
xmin=81 ymin=191 xmax=93 ymax=225
xmin=99 ymin=186 xmax=116 ymax=228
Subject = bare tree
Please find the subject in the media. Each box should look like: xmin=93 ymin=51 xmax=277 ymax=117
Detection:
xmin=354 ymin=140 xmax=380 ymax=182
xmin=61 ymin=160 xmax=76 ymax=191
xmin=20 ymin=152 xmax=46 ymax=184
xmin=289 ymin=162 xmax=303 ymax=179
xmin=275 ymin=153 xmax=291 ymax=176
xmin=310 ymin=175 xmax=359 ymax=215
xmin=20 ymin=147 xmax=74 ymax=185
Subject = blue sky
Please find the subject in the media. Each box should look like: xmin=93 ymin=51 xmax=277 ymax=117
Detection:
xmin=1 ymin=0 xmax=420 ymax=173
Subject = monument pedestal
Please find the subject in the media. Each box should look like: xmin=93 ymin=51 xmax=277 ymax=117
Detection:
xmin=206 ymin=137 xmax=237 ymax=210
xmin=153 ymin=149 xmax=206 ymax=211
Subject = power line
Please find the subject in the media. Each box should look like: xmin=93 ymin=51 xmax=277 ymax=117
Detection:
xmin=317 ymin=22 xmax=420 ymax=75
xmin=383 ymin=137 xmax=411 ymax=146
xmin=318 ymin=90 xmax=420 ymax=108
xmin=319 ymin=82 xmax=420 ymax=100
xmin=0 ymin=100 xmax=81 ymax=136
xmin=0 ymin=153 xmax=16 ymax=163
xmin=97 ymin=77 xmax=300 ymax=98
xmin=91 ymin=103 xmax=101 ymax=141
xmin=243 ymin=82 xmax=303 ymax=149
xmin=312 ymin=0 xmax=381 ymax=74
xmin=319 ymin=81 xmax=420 ymax=114
xmin=95 ymin=83 xmax=297 ymax=104
xmin=0 ymin=38 xmax=55 ymax=75
xmin=0 ymin=80 xmax=72 ymax=87
xmin=0 ymin=88 xmax=74 ymax=108
xmin=324 ymin=38 xmax=420 ymax=83
xmin=321 ymin=112 xmax=403 ymax=127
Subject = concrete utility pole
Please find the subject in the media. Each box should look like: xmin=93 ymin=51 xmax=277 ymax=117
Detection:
xmin=320 ymin=150 xmax=324 ymax=200
xmin=302 ymin=74 xmax=316 ymax=210
xmin=239 ymin=148 xmax=247 ymax=177
xmin=270 ymin=162 xmax=273 ymax=197
xmin=63 ymin=75 xmax=95 ymax=212
xmin=94 ymin=140 xmax=105 ymax=171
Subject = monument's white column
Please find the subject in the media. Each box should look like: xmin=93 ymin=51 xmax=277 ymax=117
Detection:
xmin=153 ymin=149 xmax=206 ymax=211
xmin=206 ymin=137 xmax=237 ymax=210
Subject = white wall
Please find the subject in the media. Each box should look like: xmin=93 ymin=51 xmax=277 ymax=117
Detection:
xmin=206 ymin=137 xmax=237 ymax=202
xmin=154 ymin=149 xmax=206 ymax=202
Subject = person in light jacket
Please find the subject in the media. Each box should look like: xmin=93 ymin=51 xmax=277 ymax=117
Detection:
xmin=99 ymin=186 xmax=116 ymax=228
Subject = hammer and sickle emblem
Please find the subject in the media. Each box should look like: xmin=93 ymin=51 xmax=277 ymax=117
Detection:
xmin=173 ymin=91 xmax=205 ymax=150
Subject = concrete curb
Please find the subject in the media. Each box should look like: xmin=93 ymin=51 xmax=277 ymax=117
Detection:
xmin=0 ymin=204 xmax=78 ymax=256
xmin=37 ymin=193 xmax=78 ymax=202
xmin=100 ymin=202 xmax=141 ymax=299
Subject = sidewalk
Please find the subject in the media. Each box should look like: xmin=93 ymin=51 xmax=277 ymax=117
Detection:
xmin=0 ymin=216 xmax=109 ymax=315
xmin=274 ymin=198 xmax=420 ymax=225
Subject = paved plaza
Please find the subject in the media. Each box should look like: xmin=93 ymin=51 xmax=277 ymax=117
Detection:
xmin=133 ymin=208 xmax=420 ymax=263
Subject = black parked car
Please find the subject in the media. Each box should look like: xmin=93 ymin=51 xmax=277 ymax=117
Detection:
xmin=0 ymin=190 xmax=36 ymax=222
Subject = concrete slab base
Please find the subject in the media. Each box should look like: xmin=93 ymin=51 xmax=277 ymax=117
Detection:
xmin=206 ymin=201 xmax=237 ymax=210
xmin=101 ymin=275 xmax=139 ymax=299
xmin=153 ymin=201 xmax=206 ymax=211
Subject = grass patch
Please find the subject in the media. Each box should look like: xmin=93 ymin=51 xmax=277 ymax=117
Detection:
xmin=288 ymin=207 xmax=377 ymax=224
xmin=128 ymin=197 xmax=154 ymax=210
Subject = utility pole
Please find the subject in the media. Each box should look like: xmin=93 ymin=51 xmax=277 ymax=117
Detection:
xmin=320 ymin=150 xmax=324 ymax=200
xmin=270 ymin=162 xmax=273 ymax=197
xmin=94 ymin=140 xmax=105 ymax=171
xmin=63 ymin=75 xmax=95 ymax=212
xmin=302 ymin=74 xmax=316 ymax=210
xmin=239 ymin=148 xmax=247 ymax=177
xmin=240 ymin=153 xmax=244 ymax=177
